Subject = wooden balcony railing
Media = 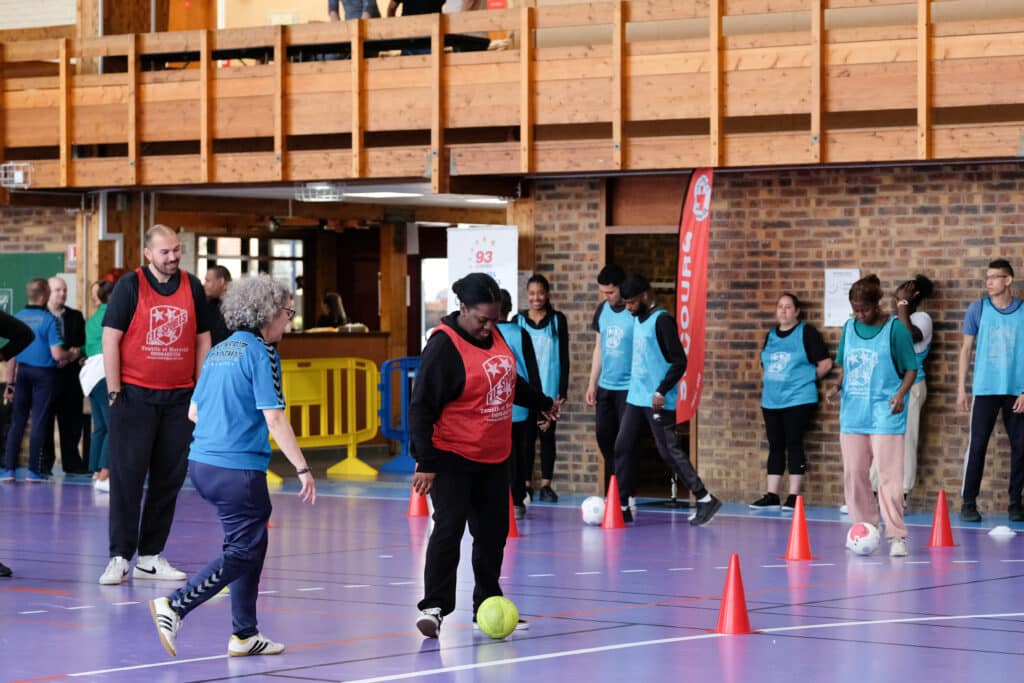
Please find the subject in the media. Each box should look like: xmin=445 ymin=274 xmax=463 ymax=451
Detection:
xmin=2 ymin=0 xmax=1023 ymax=193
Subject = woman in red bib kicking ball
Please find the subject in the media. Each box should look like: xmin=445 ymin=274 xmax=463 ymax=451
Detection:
xmin=410 ymin=273 xmax=559 ymax=638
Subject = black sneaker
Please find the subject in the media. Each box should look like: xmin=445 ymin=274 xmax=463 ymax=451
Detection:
xmin=0 ymin=562 xmax=11 ymax=578
xmin=690 ymin=495 xmax=722 ymax=526
xmin=960 ymin=502 xmax=982 ymax=523
xmin=621 ymin=506 xmax=634 ymax=523
xmin=513 ymin=504 xmax=526 ymax=520
xmin=781 ymin=494 xmax=798 ymax=511
xmin=538 ymin=485 xmax=558 ymax=502
xmin=1009 ymin=502 xmax=1024 ymax=522
xmin=749 ymin=493 xmax=780 ymax=510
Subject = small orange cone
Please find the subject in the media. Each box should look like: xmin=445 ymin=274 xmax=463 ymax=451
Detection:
xmin=715 ymin=554 xmax=754 ymax=634
xmin=507 ymin=491 xmax=521 ymax=539
xmin=601 ymin=475 xmax=626 ymax=529
xmin=407 ymin=488 xmax=429 ymax=517
xmin=928 ymin=490 xmax=957 ymax=547
xmin=784 ymin=495 xmax=815 ymax=561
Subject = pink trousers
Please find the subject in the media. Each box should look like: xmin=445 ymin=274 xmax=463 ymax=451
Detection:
xmin=841 ymin=433 xmax=907 ymax=539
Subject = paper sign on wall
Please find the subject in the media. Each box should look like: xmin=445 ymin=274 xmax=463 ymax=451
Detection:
xmin=825 ymin=269 xmax=860 ymax=327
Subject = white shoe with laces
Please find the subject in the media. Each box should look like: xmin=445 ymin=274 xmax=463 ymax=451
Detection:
xmin=134 ymin=555 xmax=187 ymax=581
xmin=149 ymin=597 xmax=181 ymax=656
xmin=99 ymin=556 xmax=129 ymax=585
xmin=416 ymin=607 xmax=443 ymax=638
xmin=93 ymin=478 xmax=110 ymax=492
xmin=228 ymin=632 xmax=285 ymax=656
xmin=889 ymin=537 xmax=909 ymax=557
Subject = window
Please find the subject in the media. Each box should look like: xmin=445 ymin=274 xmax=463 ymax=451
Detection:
xmin=197 ymin=236 xmax=305 ymax=330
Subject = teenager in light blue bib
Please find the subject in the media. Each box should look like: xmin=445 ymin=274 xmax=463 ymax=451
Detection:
xmin=827 ymin=275 xmax=917 ymax=558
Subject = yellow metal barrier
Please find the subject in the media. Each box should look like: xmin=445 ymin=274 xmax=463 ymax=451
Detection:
xmin=270 ymin=357 xmax=381 ymax=481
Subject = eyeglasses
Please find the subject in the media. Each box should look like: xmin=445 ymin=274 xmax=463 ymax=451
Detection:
xmin=283 ymin=307 xmax=296 ymax=320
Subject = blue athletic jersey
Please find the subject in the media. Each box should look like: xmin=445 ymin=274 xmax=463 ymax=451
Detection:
xmin=189 ymin=330 xmax=286 ymax=471
xmin=518 ymin=315 xmax=559 ymax=398
xmin=761 ymin=322 xmax=818 ymax=409
xmin=839 ymin=318 xmax=907 ymax=435
xmin=13 ymin=307 xmax=61 ymax=368
xmin=497 ymin=321 xmax=530 ymax=423
xmin=627 ymin=308 xmax=676 ymax=408
xmin=597 ymin=302 xmax=633 ymax=390
xmin=972 ymin=297 xmax=1024 ymax=396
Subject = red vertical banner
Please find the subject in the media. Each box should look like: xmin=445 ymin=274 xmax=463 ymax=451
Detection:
xmin=675 ymin=168 xmax=714 ymax=424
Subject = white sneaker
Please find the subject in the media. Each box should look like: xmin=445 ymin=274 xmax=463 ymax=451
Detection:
xmin=889 ymin=537 xmax=909 ymax=557
xmin=839 ymin=505 xmax=849 ymax=515
xmin=99 ymin=556 xmax=130 ymax=585
xmin=416 ymin=607 xmax=443 ymax=638
xmin=93 ymin=478 xmax=110 ymax=493
xmin=628 ymin=496 xmax=638 ymax=518
xmin=134 ymin=555 xmax=187 ymax=581
xmin=228 ymin=632 xmax=285 ymax=657
xmin=149 ymin=597 xmax=181 ymax=656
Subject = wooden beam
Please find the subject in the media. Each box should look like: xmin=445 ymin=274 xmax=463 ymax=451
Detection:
xmin=200 ymin=30 xmax=212 ymax=183
xmin=519 ymin=3 xmax=535 ymax=174
xmin=378 ymin=223 xmax=408 ymax=361
xmin=128 ymin=35 xmax=139 ymax=184
xmin=59 ymin=38 xmax=70 ymax=187
xmin=811 ymin=0 xmax=824 ymax=163
xmin=709 ymin=0 xmax=722 ymax=167
xmin=507 ymin=194 xmax=536 ymax=271
xmin=351 ymin=19 xmax=364 ymax=179
xmin=917 ymin=0 xmax=931 ymax=160
xmin=612 ymin=0 xmax=625 ymax=169
xmin=0 ymin=44 xmax=7 ymax=206
xmin=430 ymin=14 xmax=448 ymax=194
xmin=273 ymin=24 xmax=285 ymax=181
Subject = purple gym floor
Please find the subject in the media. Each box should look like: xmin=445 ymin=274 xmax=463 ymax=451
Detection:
xmin=3 ymin=473 xmax=1024 ymax=683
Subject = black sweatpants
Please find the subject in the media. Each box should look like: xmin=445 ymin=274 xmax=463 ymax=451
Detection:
xmin=962 ymin=394 xmax=1024 ymax=505
xmin=528 ymin=419 xmax=557 ymax=481
xmin=614 ymin=403 xmax=707 ymax=504
xmin=762 ymin=403 xmax=816 ymax=476
xmin=42 ymin=371 xmax=87 ymax=474
xmin=509 ymin=420 xmax=533 ymax=505
xmin=595 ymin=387 xmax=628 ymax=493
xmin=418 ymin=460 xmax=509 ymax=617
xmin=108 ymin=384 xmax=193 ymax=559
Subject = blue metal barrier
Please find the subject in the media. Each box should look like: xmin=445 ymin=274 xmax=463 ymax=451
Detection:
xmin=378 ymin=356 xmax=420 ymax=473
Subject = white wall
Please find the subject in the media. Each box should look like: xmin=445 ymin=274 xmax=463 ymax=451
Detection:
xmin=0 ymin=0 xmax=75 ymax=29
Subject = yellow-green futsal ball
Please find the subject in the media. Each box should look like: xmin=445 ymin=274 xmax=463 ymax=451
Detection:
xmin=476 ymin=596 xmax=519 ymax=639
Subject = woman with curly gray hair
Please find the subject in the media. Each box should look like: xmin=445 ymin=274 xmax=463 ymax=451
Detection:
xmin=149 ymin=274 xmax=315 ymax=659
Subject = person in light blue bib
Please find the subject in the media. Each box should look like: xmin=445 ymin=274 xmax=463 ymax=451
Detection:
xmin=827 ymin=275 xmax=917 ymax=557
xmin=749 ymin=293 xmax=831 ymax=512
xmin=512 ymin=274 xmax=569 ymax=503
xmin=585 ymin=265 xmax=633 ymax=495
xmin=956 ymin=258 xmax=1024 ymax=524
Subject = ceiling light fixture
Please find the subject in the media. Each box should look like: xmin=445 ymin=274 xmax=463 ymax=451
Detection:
xmin=295 ymin=181 xmax=345 ymax=202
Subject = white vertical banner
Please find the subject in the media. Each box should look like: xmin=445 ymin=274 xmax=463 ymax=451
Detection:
xmin=446 ymin=225 xmax=519 ymax=312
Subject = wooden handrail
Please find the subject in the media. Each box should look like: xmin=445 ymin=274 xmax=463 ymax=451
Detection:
xmin=0 ymin=0 xmax=1022 ymax=191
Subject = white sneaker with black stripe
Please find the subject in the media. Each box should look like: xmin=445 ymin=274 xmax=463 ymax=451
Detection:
xmin=99 ymin=556 xmax=129 ymax=585
xmin=228 ymin=632 xmax=285 ymax=657
xmin=134 ymin=555 xmax=187 ymax=581
xmin=149 ymin=597 xmax=181 ymax=656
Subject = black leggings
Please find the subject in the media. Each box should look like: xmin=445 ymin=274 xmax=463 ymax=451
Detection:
xmin=761 ymin=403 xmax=816 ymax=476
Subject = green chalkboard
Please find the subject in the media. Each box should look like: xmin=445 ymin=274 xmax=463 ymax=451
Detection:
xmin=0 ymin=253 xmax=66 ymax=314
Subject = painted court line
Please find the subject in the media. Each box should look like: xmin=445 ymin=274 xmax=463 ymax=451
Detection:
xmin=667 ymin=568 xmax=692 ymax=572
xmin=297 ymin=587 xmax=326 ymax=592
xmin=19 ymin=610 xmax=47 ymax=615
xmin=575 ymin=571 xmax=601 ymax=576
xmin=528 ymin=574 xmax=555 ymax=578
xmin=112 ymin=601 xmax=140 ymax=606
xmin=389 ymin=581 xmax=416 ymax=586
xmin=621 ymin=569 xmax=647 ymax=574
xmin=335 ymin=610 xmax=1024 ymax=683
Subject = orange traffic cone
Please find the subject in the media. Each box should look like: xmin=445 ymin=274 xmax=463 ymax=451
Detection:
xmin=714 ymin=553 xmax=754 ymax=634
xmin=601 ymin=475 xmax=626 ymax=529
xmin=928 ymin=490 xmax=957 ymax=547
xmin=507 ymin=491 xmax=521 ymax=539
xmin=783 ymin=495 xmax=815 ymax=561
xmin=407 ymin=488 xmax=429 ymax=517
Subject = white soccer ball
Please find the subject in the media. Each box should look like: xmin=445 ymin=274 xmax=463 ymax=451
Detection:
xmin=846 ymin=522 xmax=881 ymax=555
xmin=581 ymin=496 xmax=606 ymax=526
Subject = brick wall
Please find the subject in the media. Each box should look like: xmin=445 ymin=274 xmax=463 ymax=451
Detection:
xmin=0 ymin=206 xmax=76 ymax=252
xmin=531 ymin=179 xmax=605 ymax=493
xmin=535 ymin=162 xmax=1024 ymax=515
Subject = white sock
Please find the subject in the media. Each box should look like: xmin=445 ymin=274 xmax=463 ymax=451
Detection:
xmin=698 ymin=494 xmax=712 ymax=503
